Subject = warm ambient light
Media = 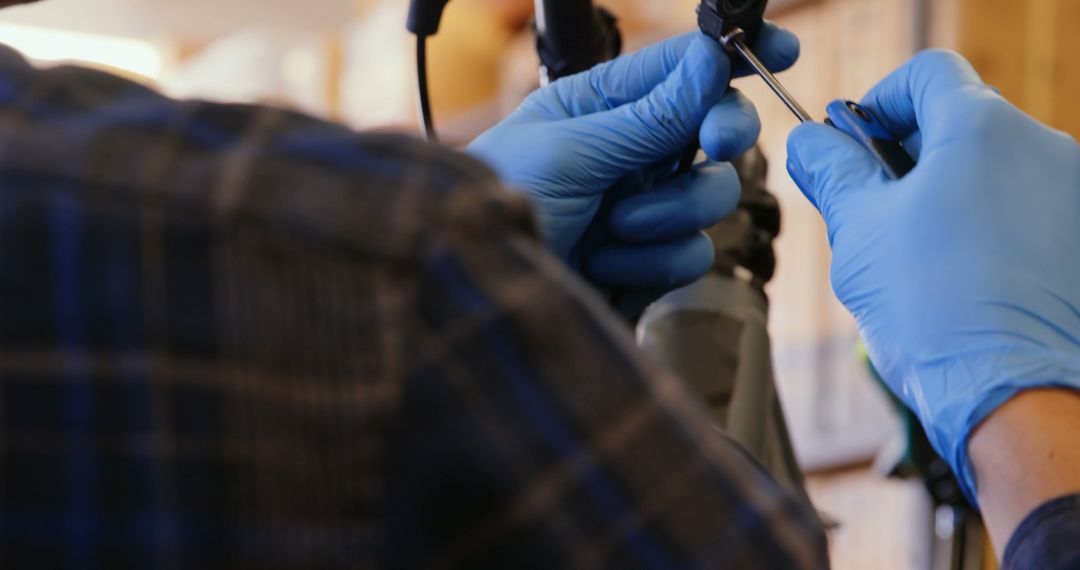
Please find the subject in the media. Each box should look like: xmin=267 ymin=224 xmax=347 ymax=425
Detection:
xmin=0 ymin=22 xmax=164 ymax=80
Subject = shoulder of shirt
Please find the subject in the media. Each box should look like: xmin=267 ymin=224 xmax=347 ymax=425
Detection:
xmin=0 ymin=43 xmax=538 ymax=264
xmin=1003 ymin=493 xmax=1080 ymax=570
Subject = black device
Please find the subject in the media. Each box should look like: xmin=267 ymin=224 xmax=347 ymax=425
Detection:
xmin=533 ymin=0 xmax=621 ymax=82
xmin=677 ymin=0 xmax=771 ymax=173
xmin=697 ymin=0 xmax=768 ymax=48
xmin=406 ymin=0 xmax=450 ymax=37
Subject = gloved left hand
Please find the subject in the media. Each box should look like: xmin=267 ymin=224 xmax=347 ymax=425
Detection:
xmin=469 ymin=27 xmax=799 ymax=308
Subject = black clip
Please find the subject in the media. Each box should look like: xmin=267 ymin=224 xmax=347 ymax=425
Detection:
xmin=697 ymin=0 xmax=768 ymax=47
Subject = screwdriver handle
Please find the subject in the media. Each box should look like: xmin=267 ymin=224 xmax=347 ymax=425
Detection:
xmin=825 ymin=100 xmax=916 ymax=180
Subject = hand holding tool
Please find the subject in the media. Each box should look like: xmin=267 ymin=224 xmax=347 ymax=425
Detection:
xmin=696 ymin=0 xmax=915 ymax=179
xmin=469 ymin=32 xmax=801 ymax=319
xmin=786 ymin=50 xmax=1080 ymax=505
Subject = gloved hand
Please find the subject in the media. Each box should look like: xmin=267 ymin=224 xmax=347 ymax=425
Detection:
xmin=786 ymin=50 xmax=1080 ymax=503
xmin=469 ymin=27 xmax=799 ymax=309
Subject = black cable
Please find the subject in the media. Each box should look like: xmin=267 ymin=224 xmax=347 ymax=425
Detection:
xmin=415 ymin=35 xmax=437 ymax=143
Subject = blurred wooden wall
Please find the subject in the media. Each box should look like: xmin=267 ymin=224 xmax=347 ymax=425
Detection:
xmin=937 ymin=0 xmax=1080 ymax=137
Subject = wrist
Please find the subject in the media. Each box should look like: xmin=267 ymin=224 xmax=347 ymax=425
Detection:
xmin=891 ymin=346 xmax=1080 ymax=498
xmin=968 ymin=387 xmax=1080 ymax=559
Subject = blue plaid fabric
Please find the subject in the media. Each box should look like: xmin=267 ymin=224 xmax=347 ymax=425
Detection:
xmin=0 ymin=43 xmax=827 ymax=568
xmin=1003 ymin=493 xmax=1080 ymax=570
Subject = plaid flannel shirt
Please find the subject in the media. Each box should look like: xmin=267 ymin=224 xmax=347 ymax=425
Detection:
xmin=0 ymin=43 xmax=827 ymax=568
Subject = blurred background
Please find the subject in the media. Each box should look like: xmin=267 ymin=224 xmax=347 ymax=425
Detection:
xmin=1 ymin=0 xmax=1077 ymax=567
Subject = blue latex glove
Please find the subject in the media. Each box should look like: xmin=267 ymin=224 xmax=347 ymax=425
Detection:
xmin=786 ymin=50 xmax=1080 ymax=504
xmin=469 ymin=27 xmax=799 ymax=305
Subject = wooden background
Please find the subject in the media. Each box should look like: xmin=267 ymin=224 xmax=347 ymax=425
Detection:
xmin=950 ymin=0 xmax=1080 ymax=138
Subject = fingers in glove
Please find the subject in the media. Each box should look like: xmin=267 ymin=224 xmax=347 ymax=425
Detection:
xmin=699 ymin=89 xmax=762 ymax=162
xmin=584 ymin=233 xmax=715 ymax=288
xmin=608 ymin=161 xmax=741 ymax=243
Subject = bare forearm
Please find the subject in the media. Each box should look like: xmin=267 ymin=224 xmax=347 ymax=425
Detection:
xmin=969 ymin=388 xmax=1080 ymax=558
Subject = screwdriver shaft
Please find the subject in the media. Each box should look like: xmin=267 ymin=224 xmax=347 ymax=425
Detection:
xmin=728 ymin=34 xmax=813 ymax=123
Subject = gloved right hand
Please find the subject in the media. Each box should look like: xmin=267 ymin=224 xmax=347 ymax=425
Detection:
xmin=786 ymin=50 xmax=1080 ymax=505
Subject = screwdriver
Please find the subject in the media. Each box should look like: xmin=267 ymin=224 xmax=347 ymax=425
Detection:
xmin=720 ymin=27 xmax=812 ymax=123
xmin=710 ymin=26 xmax=917 ymax=179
